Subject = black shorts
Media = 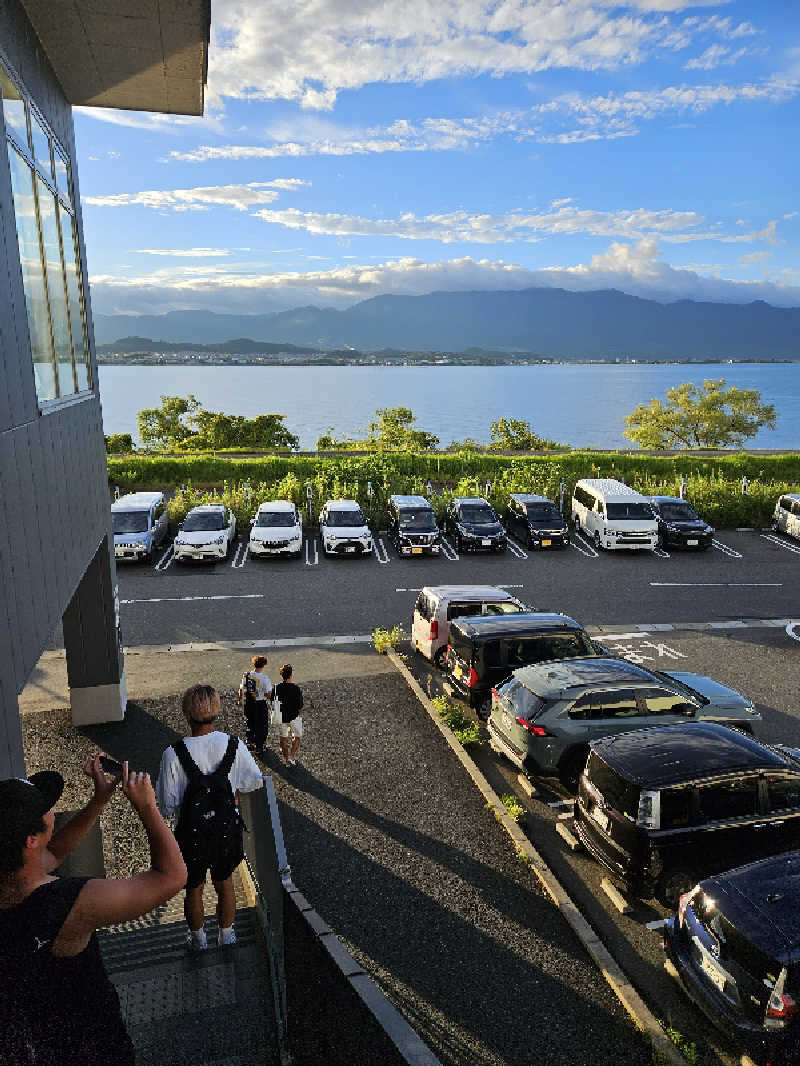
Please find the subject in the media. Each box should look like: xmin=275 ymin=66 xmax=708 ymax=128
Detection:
xmin=184 ymin=846 xmax=243 ymax=890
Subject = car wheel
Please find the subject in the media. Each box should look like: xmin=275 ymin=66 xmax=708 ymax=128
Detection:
xmin=559 ymin=747 xmax=589 ymax=792
xmin=433 ymin=646 xmax=448 ymax=671
xmin=593 ymin=531 xmax=602 ymax=551
xmin=658 ymin=867 xmax=696 ymax=909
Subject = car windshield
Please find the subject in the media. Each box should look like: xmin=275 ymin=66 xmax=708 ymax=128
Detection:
xmin=460 ymin=505 xmax=496 ymax=523
xmin=526 ymin=503 xmax=560 ymax=521
xmin=183 ymin=512 xmax=225 ymax=532
xmin=484 ymin=602 xmax=524 ymax=615
xmin=327 ymin=509 xmax=366 ymax=527
xmin=659 ymin=503 xmax=699 ymax=521
xmin=399 ymin=511 xmax=437 ymax=531
xmin=652 ymin=671 xmax=707 ymax=706
xmin=606 ymin=502 xmax=654 ymax=520
xmin=255 ymin=511 xmax=296 ymax=527
xmin=112 ymin=511 xmax=148 ymax=534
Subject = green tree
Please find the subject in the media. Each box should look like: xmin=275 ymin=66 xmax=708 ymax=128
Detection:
xmin=104 ymin=432 xmax=134 ymax=453
xmin=190 ymin=410 xmax=298 ymax=450
xmin=366 ymin=406 xmax=439 ymax=451
xmin=623 ymin=379 xmax=777 ymax=450
xmin=488 ymin=417 xmax=556 ymax=451
xmin=137 ymin=395 xmax=200 ymax=450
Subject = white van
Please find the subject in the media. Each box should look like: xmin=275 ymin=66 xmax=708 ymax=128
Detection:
xmin=571 ymin=478 xmax=658 ymax=551
xmin=772 ymin=493 xmax=800 ymax=541
xmin=249 ymin=500 xmax=303 ymax=557
xmin=111 ymin=491 xmax=169 ymax=562
xmin=412 ymin=585 xmax=528 ymax=667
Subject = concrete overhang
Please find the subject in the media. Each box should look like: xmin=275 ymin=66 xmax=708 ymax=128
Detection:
xmin=20 ymin=0 xmax=210 ymax=115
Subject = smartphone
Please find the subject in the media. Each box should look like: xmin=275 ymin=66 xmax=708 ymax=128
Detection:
xmin=99 ymin=755 xmax=124 ymax=775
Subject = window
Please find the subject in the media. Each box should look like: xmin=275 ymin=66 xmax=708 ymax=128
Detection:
xmin=505 ymin=633 xmax=594 ymax=669
xmin=766 ymin=775 xmax=800 ymax=811
xmin=606 ymin=502 xmax=655 ymax=520
xmin=696 ymin=777 xmax=759 ymax=822
xmin=1 ymin=61 xmax=91 ymax=405
xmin=639 ymin=687 xmax=697 ymax=716
xmin=447 ymin=601 xmax=482 ymax=621
xmin=571 ymin=688 xmax=640 ymax=720
xmin=660 ymin=788 xmax=691 ymax=828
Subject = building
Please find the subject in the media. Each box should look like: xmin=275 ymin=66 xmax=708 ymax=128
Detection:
xmin=0 ymin=0 xmax=210 ymax=776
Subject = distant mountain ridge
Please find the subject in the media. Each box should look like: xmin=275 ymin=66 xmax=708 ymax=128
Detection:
xmin=93 ymin=287 xmax=800 ymax=360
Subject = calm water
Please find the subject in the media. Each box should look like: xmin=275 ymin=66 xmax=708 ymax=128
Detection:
xmin=98 ymin=363 xmax=800 ymax=450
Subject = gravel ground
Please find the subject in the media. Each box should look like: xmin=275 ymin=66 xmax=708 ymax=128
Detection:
xmin=21 ymin=676 xmax=652 ymax=1066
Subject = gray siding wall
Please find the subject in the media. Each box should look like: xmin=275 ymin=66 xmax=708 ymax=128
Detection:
xmin=0 ymin=0 xmax=113 ymax=702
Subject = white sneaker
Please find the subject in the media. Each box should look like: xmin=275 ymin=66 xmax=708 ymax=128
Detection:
xmin=218 ymin=928 xmax=237 ymax=947
xmin=186 ymin=930 xmax=207 ymax=951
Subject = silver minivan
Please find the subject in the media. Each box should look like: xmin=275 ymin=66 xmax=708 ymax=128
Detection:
xmin=111 ymin=491 xmax=169 ymax=562
xmin=772 ymin=493 xmax=800 ymax=541
xmin=412 ymin=585 xmax=527 ymax=667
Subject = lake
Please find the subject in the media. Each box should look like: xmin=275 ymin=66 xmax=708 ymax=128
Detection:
xmin=98 ymin=363 xmax=800 ymax=450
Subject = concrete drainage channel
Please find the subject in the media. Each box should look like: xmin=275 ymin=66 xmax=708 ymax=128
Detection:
xmin=386 ymin=649 xmax=687 ymax=1066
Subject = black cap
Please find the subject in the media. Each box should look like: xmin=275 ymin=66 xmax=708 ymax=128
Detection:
xmin=0 ymin=772 xmax=65 ymax=852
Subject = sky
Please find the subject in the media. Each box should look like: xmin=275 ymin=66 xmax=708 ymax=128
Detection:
xmin=74 ymin=0 xmax=800 ymax=319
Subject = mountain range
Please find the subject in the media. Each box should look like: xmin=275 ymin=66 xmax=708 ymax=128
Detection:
xmin=93 ymin=287 xmax=800 ymax=360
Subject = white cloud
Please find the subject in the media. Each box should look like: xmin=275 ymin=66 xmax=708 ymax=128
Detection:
xmin=206 ymin=0 xmax=753 ymax=110
xmin=88 ymin=243 xmax=800 ymax=317
xmin=738 ymin=251 xmax=772 ymax=264
xmin=133 ymin=248 xmax=234 ymax=257
xmin=84 ymin=180 xmax=308 ymax=212
xmin=252 ymin=203 xmax=779 ymax=246
xmin=684 ymin=44 xmax=756 ymax=70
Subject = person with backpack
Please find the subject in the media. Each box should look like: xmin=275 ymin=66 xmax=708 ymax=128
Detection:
xmin=273 ymin=663 xmax=304 ymax=768
xmin=156 ymin=684 xmax=263 ymax=951
xmin=236 ymin=655 xmax=272 ymax=760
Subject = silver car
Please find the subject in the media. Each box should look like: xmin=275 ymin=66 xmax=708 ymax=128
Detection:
xmin=488 ymin=656 xmax=761 ymax=789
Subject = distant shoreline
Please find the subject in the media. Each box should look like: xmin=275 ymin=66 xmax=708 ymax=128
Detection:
xmin=97 ymin=355 xmax=800 ymax=368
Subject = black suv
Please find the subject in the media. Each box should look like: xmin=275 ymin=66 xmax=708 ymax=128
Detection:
xmin=444 ymin=497 xmax=507 ymax=553
xmin=386 ymin=495 xmax=441 ymax=556
xmin=445 ymin=612 xmax=601 ymax=719
xmin=505 ymin=493 xmax=569 ymax=549
xmin=574 ymin=722 xmax=800 ymax=905
xmin=664 ymin=851 xmax=800 ymax=1066
xmin=649 ymin=496 xmax=714 ymax=550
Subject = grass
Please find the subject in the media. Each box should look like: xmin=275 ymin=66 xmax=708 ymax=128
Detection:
xmin=657 ymin=1025 xmax=701 ymax=1065
xmin=373 ymin=625 xmax=405 ymax=654
xmin=500 ymin=793 xmax=525 ymax=823
xmin=431 ymin=695 xmax=482 ymax=749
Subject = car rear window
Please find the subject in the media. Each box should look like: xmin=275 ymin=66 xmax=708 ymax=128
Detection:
xmin=585 ymin=751 xmax=640 ymax=819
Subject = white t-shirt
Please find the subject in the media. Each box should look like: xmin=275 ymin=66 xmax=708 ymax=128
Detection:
xmin=156 ymin=731 xmax=263 ymax=819
xmin=240 ymin=670 xmax=272 ymax=701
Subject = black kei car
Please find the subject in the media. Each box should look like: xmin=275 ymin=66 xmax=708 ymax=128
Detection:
xmin=649 ymin=496 xmax=714 ymax=550
xmin=664 ymin=851 xmax=800 ymax=1066
xmin=574 ymin=722 xmax=800 ymax=906
xmin=444 ymin=497 xmax=507 ymax=553
xmin=505 ymin=493 xmax=570 ymax=549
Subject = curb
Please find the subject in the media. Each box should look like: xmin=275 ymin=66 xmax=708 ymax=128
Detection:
xmin=386 ymin=649 xmax=685 ymax=1066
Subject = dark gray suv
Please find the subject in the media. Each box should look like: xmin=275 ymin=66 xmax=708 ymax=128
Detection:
xmin=488 ymin=657 xmax=761 ymax=790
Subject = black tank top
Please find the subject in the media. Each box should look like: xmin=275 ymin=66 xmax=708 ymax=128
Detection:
xmin=0 ymin=876 xmax=135 ymax=1065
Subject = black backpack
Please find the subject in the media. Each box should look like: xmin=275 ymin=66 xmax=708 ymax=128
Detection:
xmin=172 ymin=735 xmax=244 ymax=868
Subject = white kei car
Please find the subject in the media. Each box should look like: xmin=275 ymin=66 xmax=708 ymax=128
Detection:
xmin=173 ymin=504 xmax=236 ymax=562
xmin=319 ymin=499 xmax=373 ymax=556
xmin=249 ymin=500 xmax=303 ymax=558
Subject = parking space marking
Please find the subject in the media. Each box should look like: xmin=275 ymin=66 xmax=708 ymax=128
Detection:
xmin=120 ymin=593 xmax=265 ymax=605
xmin=230 ymin=542 xmax=248 ymax=568
xmin=571 ymin=532 xmax=598 ymax=558
xmin=760 ymin=533 xmax=800 ymax=555
xmin=305 ymin=539 xmax=319 ymax=566
xmin=787 ymin=622 xmax=800 ymax=643
xmin=373 ymin=537 xmax=391 ymax=564
xmin=154 ymin=546 xmax=174 ymax=571
xmin=506 ymin=538 xmax=528 ymax=559
xmin=652 ymin=546 xmax=670 ymax=559
xmin=712 ymin=539 xmax=742 ymax=558
xmin=599 ymin=635 xmax=687 ymax=664
xmin=645 ymin=919 xmax=669 ymax=932
xmin=439 ymin=536 xmax=459 ymax=561
xmin=650 ymin=582 xmax=782 ymax=588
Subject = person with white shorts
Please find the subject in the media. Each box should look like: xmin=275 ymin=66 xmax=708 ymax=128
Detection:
xmin=273 ymin=664 xmax=304 ymax=767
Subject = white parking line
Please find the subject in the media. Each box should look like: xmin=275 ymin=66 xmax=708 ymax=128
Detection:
xmin=650 ymin=582 xmax=782 ymax=588
xmin=439 ymin=536 xmax=459 ymax=561
xmin=712 ymin=539 xmax=742 ymax=558
xmin=373 ymin=537 xmax=391 ymax=564
xmin=571 ymin=532 xmax=598 ymax=558
xmin=154 ymin=546 xmax=174 ymax=571
xmin=120 ymin=593 xmax=265 ymax=605
xmin=230 ymin=542 xmax=248 ymax=568
xmin=506 ymin=538 xmax=528 ymax=559
xmin=305 ymin=539 xmax=319 ymax=566
xmin=761 ymin=533 xmax=800 ymax=555
xmin=786 ymin=622 xmax=800 ymax=643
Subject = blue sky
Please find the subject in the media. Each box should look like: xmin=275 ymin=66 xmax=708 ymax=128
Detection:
xmin=74 ymin=0 xmax=800 ymax=318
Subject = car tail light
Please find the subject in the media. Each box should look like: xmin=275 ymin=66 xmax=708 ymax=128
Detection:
xmin=467 ymin=666 xmax=479 ymax=687
xmin=766 ymin=971 xmax=797 ymax=1029
xmin=430 ymin=620 xmax=439 ymax=641
xmin=516 ymin=716 xmax=549 ymax=736
xmin=491 ymin=688 xmax=498 ymax=700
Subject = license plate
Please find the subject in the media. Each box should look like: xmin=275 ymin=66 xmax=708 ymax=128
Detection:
xmin=192 ymin=553 xmax=204 ymax=560
xmin=541 ymin=539 xmax=551 ymax=547
xmin=482 ymin=538 xmax=492 ymax=546
xmin=412 ymin=546 xmax=423 ymax=554
xmin=700 ymin=950 xmax=726 ymax=991
xmin=345 ymin=546 xmax=355 ymax=553
xmin=687 ymin=538 xmax=698 ymax=546
xmin=590 ymin=806 xmax=609 ymax=832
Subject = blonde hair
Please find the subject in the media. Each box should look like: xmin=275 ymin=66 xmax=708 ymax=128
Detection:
xmin=181 ymin=684 xmax=220 ymax=722
xmin=251 ymin=655 xmax=268 ymax=669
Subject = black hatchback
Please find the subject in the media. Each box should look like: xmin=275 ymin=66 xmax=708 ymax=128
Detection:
xmin=574 ymin=723 xmax=800 ymax=905
xmin=664 ymin=852 xmax=800 ymax=1066
xmin=505 ymin=493 xmax=569 ymax=549
xmin=649 ymin=496 xmax=714 ymax=550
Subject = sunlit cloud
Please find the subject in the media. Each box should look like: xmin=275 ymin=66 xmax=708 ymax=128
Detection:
xmin=85 ymin=180 xmax=309 ymax=212
xmin=133 ymin=248 xmax=234 ymax=257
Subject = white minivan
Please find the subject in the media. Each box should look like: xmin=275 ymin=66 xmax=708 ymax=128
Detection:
xmin=772 ymin=493 xmax=800 ymax=541
xmin=571 ymin=478 xmax=658 ymax=551
xmin=412 ymin=585 xmax=528 ymax=667
xmin=249 ymin=500 xmax=303 ymax=558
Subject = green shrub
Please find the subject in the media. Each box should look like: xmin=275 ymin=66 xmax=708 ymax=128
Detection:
xmin=431 ymin=695 xmax=481 ymax=749
xmin=373 ymin=625 xmax=405 ymax=654
xmin=500 ymin=793 xmax=525 ymax=823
